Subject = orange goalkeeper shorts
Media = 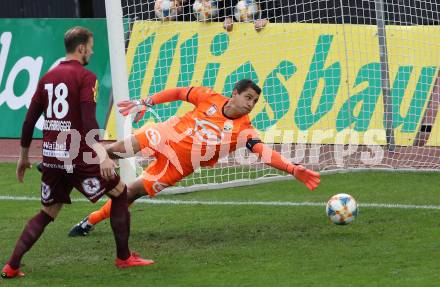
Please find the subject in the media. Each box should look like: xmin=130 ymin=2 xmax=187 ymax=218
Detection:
xmin=134 ymin=123 xmax=194 ymax=197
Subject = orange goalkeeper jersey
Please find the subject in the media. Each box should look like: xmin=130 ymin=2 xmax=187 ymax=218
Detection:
xmin=136 ymin=86 xmax=259 ymax=169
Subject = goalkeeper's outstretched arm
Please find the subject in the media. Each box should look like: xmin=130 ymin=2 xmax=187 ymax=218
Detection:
xmin=117 ymin=88 xmax=191 ymax=123
xmin=109 ymin=88 xmax=193 ymax=158
xmin=247 ymin=139 xmax=321 ymax=190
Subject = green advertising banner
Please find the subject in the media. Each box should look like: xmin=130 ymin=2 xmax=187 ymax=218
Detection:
xmin=104 ymin=21 xmax=440 ymax=146
xmin=0 ymin=19 xmax=112 ymax=138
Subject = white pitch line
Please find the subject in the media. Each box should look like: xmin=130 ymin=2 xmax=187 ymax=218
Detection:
xmin=1 ymin=195 xmax=440 ymax=210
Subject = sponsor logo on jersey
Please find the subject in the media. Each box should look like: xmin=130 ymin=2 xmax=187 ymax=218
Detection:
xmin=194 ymin=118 xmax=223 ymax=144
xmin=42 ymin=141 xmax=66 ymax=151
xmin=42 ymin=149 xmax=70 ymax=158
xmin=204 ymin=104 xmax=218 ymax=116
xmin=42 ymin=140 xmax=69 ymax=158
xmin=42 ymin=162 xmax=75 ymax=170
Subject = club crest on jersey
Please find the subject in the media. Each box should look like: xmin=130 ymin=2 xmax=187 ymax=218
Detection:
xmin=224 ymin=121 xmax=233 ymax=132
xmin=204 ymin=104 xmax=218 ymax=116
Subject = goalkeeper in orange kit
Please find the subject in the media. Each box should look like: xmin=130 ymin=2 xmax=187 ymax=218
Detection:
xmin=68 ymin=79 xmax=320 ymax=236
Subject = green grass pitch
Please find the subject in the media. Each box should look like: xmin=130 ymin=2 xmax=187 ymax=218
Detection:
xmin=0 ymin=162 xmax=439 ymax=286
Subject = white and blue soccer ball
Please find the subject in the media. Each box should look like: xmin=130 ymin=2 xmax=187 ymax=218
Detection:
xmin=234 ymin=0 xmax=260 ymax=22
xmin=326 ymin=193 xmax=358 ymax=225
xmin=154 ymin=0 xmax=180 ymax=21
xmin=192 ymin=0 xmax=218 ymax=22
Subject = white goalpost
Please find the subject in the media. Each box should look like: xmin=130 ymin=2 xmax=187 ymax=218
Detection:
xmin=106 ymin=0 xmax=440 ymax=193
xmin=105 ymin=0 xmax=137 ymax=183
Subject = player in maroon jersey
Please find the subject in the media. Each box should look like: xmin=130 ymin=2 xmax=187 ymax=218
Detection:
xmin=1 ymin=27 xmax=154 ymax=279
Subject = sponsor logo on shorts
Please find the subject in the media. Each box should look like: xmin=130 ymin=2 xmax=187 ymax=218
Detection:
xmin=82 ymin=178 xmax=101 ymax=195
xmin=152 ymin=181 xmax=169 ymax=194
xmin=89 ymin=189 xmax=106 ymax=200
xmin=41 ymin=182 xmax=51 ymax=201
xmin=185 ymin=128 xmax=193 ymax=136
xmin=145 ymin=128 xmax=161 ymax=146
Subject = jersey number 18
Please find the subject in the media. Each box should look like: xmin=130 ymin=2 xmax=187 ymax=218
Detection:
xmin=44 ymin=83 xmax=69 ymax=119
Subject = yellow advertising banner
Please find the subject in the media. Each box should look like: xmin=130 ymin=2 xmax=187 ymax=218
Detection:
xmin=105 ymin=21 xmax=440 ymax=146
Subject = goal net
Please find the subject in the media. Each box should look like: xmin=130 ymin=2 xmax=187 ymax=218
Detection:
xmin=111 ymin=0 xmax=440 ymax=192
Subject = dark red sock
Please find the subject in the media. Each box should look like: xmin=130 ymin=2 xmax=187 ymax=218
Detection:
xmin=109 ymin=186 xmax=131 ymax=260
xmin=8 ymin=210 xmax=53 ymax=269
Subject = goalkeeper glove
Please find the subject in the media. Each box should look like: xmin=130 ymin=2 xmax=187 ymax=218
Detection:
xmin=117 ymin=97 xmax=153 ymax=123
xmin=287 ymin=165 xmax=321 ymax=191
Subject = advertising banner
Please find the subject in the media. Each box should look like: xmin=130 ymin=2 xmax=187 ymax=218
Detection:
xmin=104 ymin=22 xmax=440 ymax=146
xmin=0 ymin=19 xmax=112 ymax=138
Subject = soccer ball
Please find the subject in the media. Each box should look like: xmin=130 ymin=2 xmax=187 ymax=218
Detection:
xmin=326 ymin=193 xmax=358 ymax=225
xmin=234 ymin=0 xmax=260 ymax=22
xmin=154 ymin=0 xmax=180 ymax=21
xmin=192 ymin=0 xmax=218 ymax=22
